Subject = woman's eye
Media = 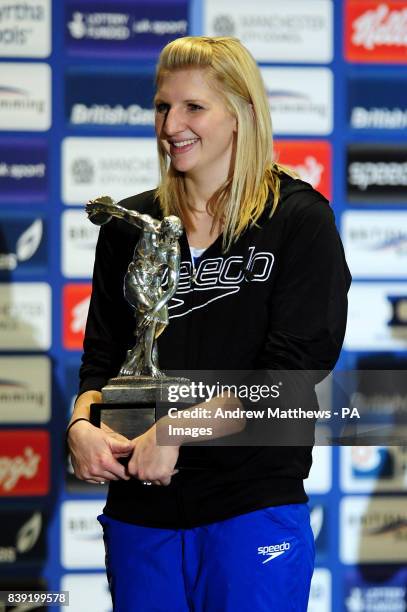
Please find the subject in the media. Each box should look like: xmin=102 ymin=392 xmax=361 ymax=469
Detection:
xmin=155 ymin=103 xmax=169 ymax=114
xmin=188 ymin=103 xmax=203 ymax=111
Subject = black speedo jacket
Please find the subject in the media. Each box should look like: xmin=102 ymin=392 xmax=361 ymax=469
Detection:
xmin=79 ymin=174 xmax=351 ymax=528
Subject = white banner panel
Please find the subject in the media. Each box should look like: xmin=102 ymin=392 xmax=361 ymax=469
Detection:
xmin=0 ymin=1 xmax=51 ymax=58
xmin=340 ymin=496 xmax=407 ymax=564
xmin=204 ymin=0 xmax=333 ymax=63
xmin=341 ymin=446 xmax=407 ymax=493
xmin=61 ymin=574 xmax=111 ymax=611
xmin=61 ymin=501 xmax=105 ymax=569
xmin=308 ymin=568 xmax=331 ymax=612
xmin=0 ymin=356 xmax=51 ymax=423
xmin=342 ymin=211 xmax=407 ymax=279
xmin=345 ymin=282 xmax=407 ymax=351
xmin=0 ymin=63 xmax=51 ymax=130
xmin=62 ymin=210 xmax=100 ymax=278
xmin=62 ymin=137 xmax=159 ymax=205
xmin=0 ymin=282 xmax=51 ymax=349
xmin=261 ymin=67 xmax=333 ymax=135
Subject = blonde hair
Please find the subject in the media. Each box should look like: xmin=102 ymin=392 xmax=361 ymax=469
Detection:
xmin=155 ymin=36 xmax=295 ymax=251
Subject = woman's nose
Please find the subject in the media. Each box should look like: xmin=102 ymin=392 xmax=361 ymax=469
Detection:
xmin=163 ymin=108 xmax=185 ymax=135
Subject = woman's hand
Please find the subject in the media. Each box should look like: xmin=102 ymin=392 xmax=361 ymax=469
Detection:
xmin=68 ymin=420 xmax=133 ymax=484
xmin=127 ymin=424 xmax=179 ymax=486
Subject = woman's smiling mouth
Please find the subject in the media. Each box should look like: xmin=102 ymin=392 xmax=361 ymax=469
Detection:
xmin=169 ymin=138 xmax=200 ymax=154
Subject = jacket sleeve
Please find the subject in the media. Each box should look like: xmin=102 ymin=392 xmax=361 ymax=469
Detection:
xmin=78 ymin=221 xmax=135 ymax=395
xmin=257 ymin=196 xmax=351 ymax=374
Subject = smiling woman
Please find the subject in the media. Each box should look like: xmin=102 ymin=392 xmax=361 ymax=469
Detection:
xmin=67 ymin=36 xmax=351 ymax=612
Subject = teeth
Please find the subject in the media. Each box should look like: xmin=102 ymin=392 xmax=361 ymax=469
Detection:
xmin=172 ymin=139 xmax=198 ymax=148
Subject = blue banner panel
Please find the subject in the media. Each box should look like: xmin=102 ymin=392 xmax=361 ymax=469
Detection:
xmin=65 ymin=68 xmax=155 ymax=131
xmin=344 ymin=568 xmax=407 ymax=612
xmin=0 ymin=508 xmax=47 ymax=567
xmin=0 ymin=214 xmax=47 ymax=278
xmin=348 ymin=74 xmax=407 ymax=131
xmin=65 ymin=0 xmax=189 ymax=58
xmin=0 ymin=139 xmax=48 ymax=203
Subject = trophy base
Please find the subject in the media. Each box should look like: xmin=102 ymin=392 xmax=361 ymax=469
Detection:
xmin=89 ymin=375 xmax=189 ymax=439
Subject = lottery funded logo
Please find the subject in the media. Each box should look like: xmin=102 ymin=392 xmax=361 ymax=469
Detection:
xmin=63 ymin=283 xmax=92 ymax=350
xmin=0 ymin=0 xmax=51 ymax=58
xmin=344 ymin=568 xmax=407 ymax=612
xmin=274 ymin=140 xmax=331 ymax=200
xmin=345 ymin=1 xmax=407 ymax=63
xmin=65 ymin=1 xmax=188 ymax=58
xmin=0 ymin=430 xmax=49 ymax=496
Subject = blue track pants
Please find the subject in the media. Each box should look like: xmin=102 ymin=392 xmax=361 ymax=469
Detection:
xmin=98 ymin=503 xmax=315 ymax=612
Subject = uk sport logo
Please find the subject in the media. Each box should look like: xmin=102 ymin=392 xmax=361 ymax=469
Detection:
xmin=257 ymin=541 xmax=291 ymax=564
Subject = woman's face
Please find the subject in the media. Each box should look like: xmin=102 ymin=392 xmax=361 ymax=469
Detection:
xmin=154 ymin=68 xmax=237 ymax=182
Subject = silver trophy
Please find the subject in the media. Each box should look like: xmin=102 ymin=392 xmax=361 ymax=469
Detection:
xmin=86 ymin=196 xmax=188 ymax=439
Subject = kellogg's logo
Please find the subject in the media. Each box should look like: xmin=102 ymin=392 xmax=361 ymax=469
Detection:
xmin=63 ymin=284 xmax=91 ymax=350
xmin=346 ymin=1 xmax=407 ymax=62
xmin=274 ymin=140 xmax=331 ymax=200
xmin=0 ymin=430 xmax=49 ymax=496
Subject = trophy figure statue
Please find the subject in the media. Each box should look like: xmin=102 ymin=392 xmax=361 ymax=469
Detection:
xmin=86 ymin=195 xmax=187 ymax=438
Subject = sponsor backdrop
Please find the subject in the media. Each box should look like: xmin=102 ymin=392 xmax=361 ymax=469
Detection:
xmin=0 ymin=1 xmax=406 ymax=610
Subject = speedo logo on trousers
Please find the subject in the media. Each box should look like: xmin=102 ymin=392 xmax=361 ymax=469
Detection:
xmin=258 ymin=541 xmax=291 ymax=564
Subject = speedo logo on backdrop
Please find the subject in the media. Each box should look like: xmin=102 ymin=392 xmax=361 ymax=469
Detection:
xmin=347 ymin=145 xmax=407 ymax=203
xmin=348 ymin=76 xmax=407 ymax=130
xmin=66 ymin=70 xmax=155 ymax=128
xmin=258 ymin=541 xmax=291 ymax=564
xmin=345 ymin=1 xmax=407 ymax=62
